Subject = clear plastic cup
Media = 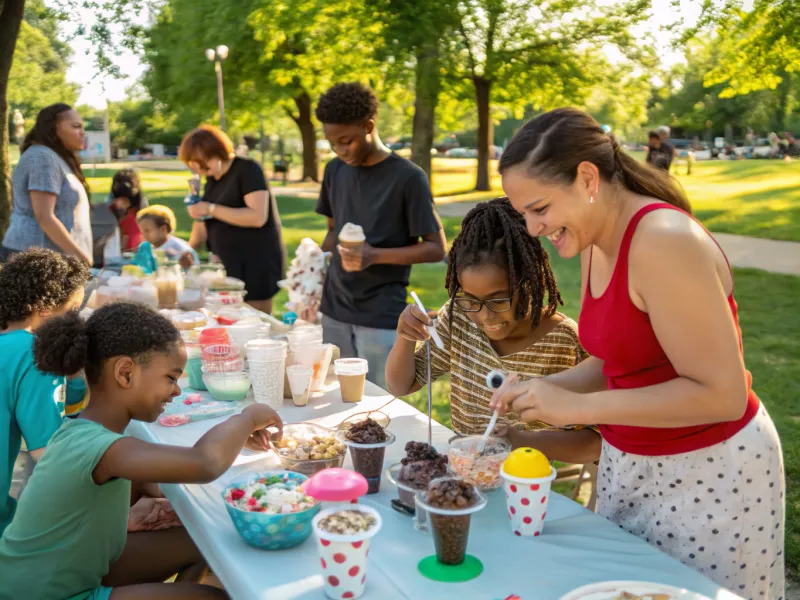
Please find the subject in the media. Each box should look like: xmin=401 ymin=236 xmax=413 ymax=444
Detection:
xmin=312 ymin=505 xmax=382 ymax=600
xmin=226 ymin=319 xmax=262 ymax=355
xmin=501 ymin=464 xmax=556 ymax=537
xmin=245 ymin=339 xmax=287 ymax=361
xmin=201 ymin=343 xmax=240 ymax=363
xmin=286 ymin=365 xmax=314 ymax=407
xmin=335 ymin=430 xmax=396 ymax=494
xmin=333 ymin=359 xmax=368 ymax=403
xmin=447 ymin=435 xmax=511 ymax=490
xmin=256 ymin=324 xmax=272 ymax=339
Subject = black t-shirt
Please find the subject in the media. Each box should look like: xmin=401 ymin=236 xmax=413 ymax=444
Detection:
xmin=659 ymin=140 xmax=675 ymax=168
xmin=202 ymin=157 xmax=282 ymax=261
xmin=316 ymin=154 xmax=440 ymax=329
xmin=646 ymin=147 xmax=671 ymax=171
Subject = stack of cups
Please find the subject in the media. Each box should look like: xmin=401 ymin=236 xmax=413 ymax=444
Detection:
xmin=200 ymin=343 xmax=248 ymax=401
xmin=256 ymin=324 xmax=272 ymax=339
xmin=286 ymin=365 xmax=314 ymax=406
xmin=312 ymin=505 xmax=382 ymax=600
xmin=225 ymin=318 xmax=262 ymax=357
xmin=334 ymin=359 xmax=369 ymax=403
xmin=188 ymin=328 xmax=231 ymax=391
xmin=246 ymin=339 xmax=287 ymax=410
xmin=285 ymin=325 xmax=325 ymax=398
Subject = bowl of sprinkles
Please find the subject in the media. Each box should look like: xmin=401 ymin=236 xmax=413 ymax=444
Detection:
xmin=222 ymin=471 xmax=320 ymax=550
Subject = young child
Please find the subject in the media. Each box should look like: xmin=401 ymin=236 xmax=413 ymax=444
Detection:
xmin=134 ymin=205 xmax=199 ymax=272
xmin=0 ymin=302 xmax=281 ymax=599
xmin=385 ymin=198 xmax=599 ymax=464
xmin=109 ymin=169 xmax=147 ymax=252
xmin=0 ymin=249 xmax=91 ymax=535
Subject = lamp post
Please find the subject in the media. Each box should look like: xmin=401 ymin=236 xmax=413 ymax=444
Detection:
xmin=205 ymin=45 xmax=229 ymax=131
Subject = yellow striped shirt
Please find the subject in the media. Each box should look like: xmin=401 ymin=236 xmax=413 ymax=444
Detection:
xmin=414 ymin=302 xmax=588 ymax=435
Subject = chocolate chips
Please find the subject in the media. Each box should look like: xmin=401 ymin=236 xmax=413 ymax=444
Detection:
xmin=426 ymin=478 xmax=477 ymax=510
xmin=346 ymin=418 xmax=388 ymax=444
xmin=398 ymin=442 xmax=449 ymax=490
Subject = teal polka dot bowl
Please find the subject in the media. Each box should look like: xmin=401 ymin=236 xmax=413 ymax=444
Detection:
xmin=222 ymin=471 xmax=321 ymax=550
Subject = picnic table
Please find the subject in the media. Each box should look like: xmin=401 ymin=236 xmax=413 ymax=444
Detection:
xmin=128 ymin=379 xmax=740 ymax=600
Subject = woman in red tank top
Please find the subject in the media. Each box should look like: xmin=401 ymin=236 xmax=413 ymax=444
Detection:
xmin=491 ymin=109 xmax=784 ymax=599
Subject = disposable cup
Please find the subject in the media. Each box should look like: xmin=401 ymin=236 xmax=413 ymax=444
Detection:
xmin=245 ymin=339 xmax=287 ymax=361
xmin=415 ymin=479 xmax=487 ymax=565
xmin=226 ymin=319 xmax=261 ymax=356
xmin=335 ymin=430 xmax=396 ymax=494
xmin=334 ymin=359 xmax=368 ymax=403
xmin=286 ymin=365 xmax=314 ymax=407
xmin=248 ymin=357 xmax=285 ymax=410
xmin=312 ymin=505 xmax=382 ymax=600
xmin=500 ymin=464 xmax=556 ymax=537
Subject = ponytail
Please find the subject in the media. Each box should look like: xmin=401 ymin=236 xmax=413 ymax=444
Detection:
xmin=499 ymin=108 xmax=692 ymax=213
xmin=33 ymin=311 xmax=90 ymax=378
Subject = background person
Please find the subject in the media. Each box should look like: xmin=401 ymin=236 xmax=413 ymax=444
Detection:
xmin=495 ymin=107 xmax=784 ymax=598
xmin=180 ymin=125 xmax=284 ymax=314
xmin=315 ymin=82 xmax=446 ymax=388
xmin=1 ymin=103 xmax=92 ymax=264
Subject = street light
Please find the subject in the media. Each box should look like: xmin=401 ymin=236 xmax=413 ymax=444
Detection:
xmin=206 ymin=45 xmax=229 ymax=131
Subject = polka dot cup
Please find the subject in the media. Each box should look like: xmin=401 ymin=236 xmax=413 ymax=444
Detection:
xmin=312 ymin=505 xmax=383 ymax=600
xmin=500 ymin=464 xmax=556 ymax=538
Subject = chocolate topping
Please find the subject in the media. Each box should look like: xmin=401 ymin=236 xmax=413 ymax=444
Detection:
xmin=426 ymin=478 xmax=477 ymax=509
xmin=398 ymin=442 xmax=449 ymax=489
xmin=345 ymin=418 xmax=387 ymax=444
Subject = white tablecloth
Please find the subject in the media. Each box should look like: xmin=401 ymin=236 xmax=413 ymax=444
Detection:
xmin=129 ymin=380 xmax=739 ymax=600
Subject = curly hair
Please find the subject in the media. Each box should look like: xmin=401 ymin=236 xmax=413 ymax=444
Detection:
xmin=22 ymin=103 xmax=89 ymax=196
xmin=0 ymin=249 xmax=91 ymax=329
xmin=111 ymin=169 xmax=147 ymax=211
xmin=445 ymin=198 xmax=562 ymax=329
xmin=315 ymin=83 xmax=379 ymax=125
xmin=33 ymin=301 xmax=183 ymax=384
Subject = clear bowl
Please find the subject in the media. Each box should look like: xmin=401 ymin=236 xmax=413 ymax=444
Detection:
xmin=337 ymin=411 xmax=390 ymax=431
xmin=222 ymin=471 xmax=320 ymax=550
xmin=201 ymin=369 xmax=251 ymax=402
xmin=447 ymin=435 xmax=511 ymax=490
xmin=210 ymin=277 xmax=246 ymax=292
xmin=269 ymin=422 xmax=346 ymax=476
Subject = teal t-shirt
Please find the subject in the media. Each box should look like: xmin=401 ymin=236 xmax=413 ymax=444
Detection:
xmin=0 ymin=330 xmax=66 ymax=535
xmin=0 ymin=419 xmax=129 ymax=600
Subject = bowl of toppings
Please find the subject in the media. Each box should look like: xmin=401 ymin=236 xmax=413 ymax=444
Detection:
xmin=269 ymin=422 xmax=347 ymax=476
xmin=447 ymin=434 xmax=511 ymax=490
xmin=559 ymin=581 xmax=713 ymax=600
xmin=222 ymin=471 xmax=320 ymax=550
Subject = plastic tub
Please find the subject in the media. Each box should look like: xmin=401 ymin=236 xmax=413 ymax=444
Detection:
xmin=447 ymin=435 xmax=511 ymax=490
xmin=201 ymin=368 xmax=251 ymax=402
xmin=198 ymin=327 xmax=230 ymax=346
xmin=201 ymin=344 xmax=240 ymax=363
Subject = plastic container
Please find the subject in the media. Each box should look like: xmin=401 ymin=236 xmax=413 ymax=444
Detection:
xmin=198 ymin=327 xmax=230 ymax=346
xmin=201 ymin=344 xmax=240 ymax=364
xmin=155 ymin=265 xmax=184 ymax=309
xmin=206 ymin=290 xmax=247 ymax=313
xmin=222 ymin=471 xmax=320 ymax=550
xmin=286 ymin=365 xmax=314 ymax=407
xmin=386 ymin=463 xmax=429 ymax=532
xmin=256 ymin=324 xmax=272 ymax=339
xmin=226 ymin=319 xmax=262 ymax=355
xmin=248 ymin=358 xmax=286 ymax=410
xmin=201 ymin=368 xmax=251 ymax=402
xmin=312 ymin=505 xmax=382 ymax=600
xmin=245 ymin=339 xmax=287 ymax=361
xmin=270 ymin=423 xmax=346 ymax=476
xmin=336 ymin=430 xmax=396 ymax=495
xmin=185 ymin=344 xmax=205 ymax=390
xmin=447 ymin=435 xmax=511 ymax=490
xmin=172 ymin=311 xmax=207 ymax=331
xmin=210 ymin=276 xmax=246 ymax=292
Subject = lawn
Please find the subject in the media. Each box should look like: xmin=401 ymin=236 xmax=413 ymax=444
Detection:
xmin=84 ymin=162 xmax=799 ymax=578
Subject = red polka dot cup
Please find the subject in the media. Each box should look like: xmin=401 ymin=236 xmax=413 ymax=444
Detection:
xmin=500 ymin=464 xmax=556 ymax=538
xmin=312 ymin=505 xmax=382 ymax=600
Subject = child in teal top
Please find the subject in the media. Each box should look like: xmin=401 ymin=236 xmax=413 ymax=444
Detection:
xmin=0 ymin=302 xmax=282 ymax=599
xmin=0 ymin=249 xmax=90 ymax=535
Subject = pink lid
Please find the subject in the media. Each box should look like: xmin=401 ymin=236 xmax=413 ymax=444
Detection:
xmin=302 ymin=468 xmax=368 ymax=502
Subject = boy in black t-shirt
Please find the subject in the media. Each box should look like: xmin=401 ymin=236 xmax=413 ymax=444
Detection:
xmin=315 ymin=83 xmax=446 ymax=389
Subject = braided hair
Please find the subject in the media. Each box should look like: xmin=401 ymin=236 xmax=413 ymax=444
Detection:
xmin=445 ymin=198 xmax=562 ymax=329
xmin=22 ymin=103 xmax=89 ymax=196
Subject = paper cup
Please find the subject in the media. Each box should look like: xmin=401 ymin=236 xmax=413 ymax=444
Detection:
xmin=287 ymin=365 xmax=314 ymax=407
xmin=335 ymin=430 xmax=396 ymax=494
xmin=334 ymin=359 xmax=368 ymax=403
xmin=245 ymin=339 xmax=287 ymax=361
xmin=312 ymin=505 xmax=382 ymax=600
xmin=500 ymin=464 xmax=556 ymax=537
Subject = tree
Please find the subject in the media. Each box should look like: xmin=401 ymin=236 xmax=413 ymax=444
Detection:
xmin=452 ymin=0 xmax=650 ymax=190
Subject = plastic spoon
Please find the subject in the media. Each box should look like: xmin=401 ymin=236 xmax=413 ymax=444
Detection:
xmin=477 ymin=370 xmax=505 ymax=454
xmin=410 ymin=291 xmax=444 ymax=350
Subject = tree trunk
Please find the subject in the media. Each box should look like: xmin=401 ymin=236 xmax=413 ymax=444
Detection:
xmin=775 ymin=68 xmax=792 ymax=131
xmin=0 ymin=0 xmax=26 ymax=238
xmin=410 ymin=41 xmax=440 ymax=184
xmin=292 ymin=92 xmax=319 ymax=183
xmin=474 ymin=76 xmax=492 ymax=191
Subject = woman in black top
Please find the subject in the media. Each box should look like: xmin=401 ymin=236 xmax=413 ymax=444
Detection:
xmin=179 ymin=125 xmax=284 ymax=313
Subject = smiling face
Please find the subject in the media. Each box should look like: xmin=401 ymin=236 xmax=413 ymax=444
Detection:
xmin=322 ymin=121 xmax=374 ymax=166
xmin=124 ymin=345 xmax=187 ymax=422
xmin=55 ymin=110 xmax=85 ymax=152
xmin=456 ymin=263 xmax=527 ymax=342
xmin=502 ymin=164 xmax=601 ymax=259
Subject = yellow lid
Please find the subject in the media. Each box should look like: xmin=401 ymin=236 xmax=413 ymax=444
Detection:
xmin=503 ymin=447 xmax=551 ymax=478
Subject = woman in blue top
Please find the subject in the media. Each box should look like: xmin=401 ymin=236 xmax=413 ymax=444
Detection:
xmin=0 ymin=249 xmax=91 ymax=535
xmin=0 ymin=302 xmax=283 ymax=599
xmin=2 ymin=104 xmax=93 ymax=264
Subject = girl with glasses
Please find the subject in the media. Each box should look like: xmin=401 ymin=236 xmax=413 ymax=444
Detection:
xmin=385 ymin=198 xmax=600 ymax=464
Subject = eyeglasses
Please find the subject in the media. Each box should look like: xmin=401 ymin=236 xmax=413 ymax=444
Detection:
xmin=453 ymin=295 xmax=514 ymax=313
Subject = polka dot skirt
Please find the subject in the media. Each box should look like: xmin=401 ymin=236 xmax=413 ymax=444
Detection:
xmin=596 ymin=405 xmax=785 ymax=600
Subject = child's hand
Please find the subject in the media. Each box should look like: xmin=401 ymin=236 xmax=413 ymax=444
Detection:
xmin=397 ymin=304 xmax=438 ymax=343
xmin=178 ymin=251 xmax=195 ymax=269
xmin=242 ymin=404 xmax=283 ymax=435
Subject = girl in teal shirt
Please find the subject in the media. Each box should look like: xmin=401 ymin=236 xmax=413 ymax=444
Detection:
xmin=0 ymin=302 xmax=283 ymax=599
xmin=0 ymin=248 xmax=90 ymax=535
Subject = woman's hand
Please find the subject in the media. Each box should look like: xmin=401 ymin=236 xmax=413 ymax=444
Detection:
xmin=187 ymin=201 xmax=211 ymax=220
xmin=490 ymin=374 xmax=588 ymax=428
xmin=396 ymin=304 xmax=438 ymax=342
xmin=339 ymin=243 xmax=378 ymax=272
